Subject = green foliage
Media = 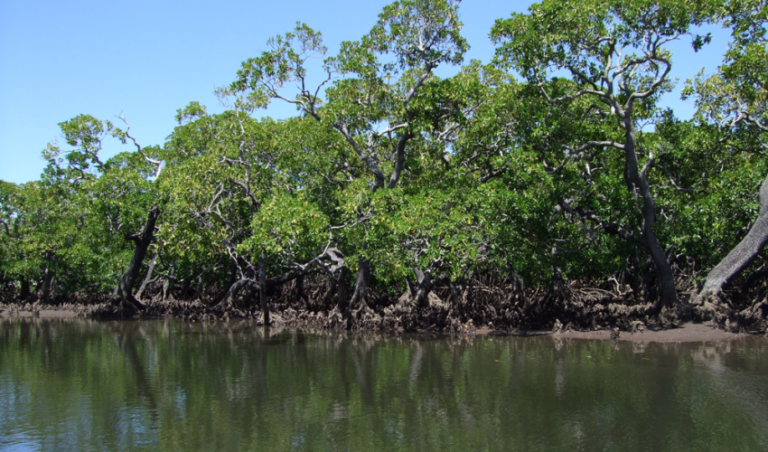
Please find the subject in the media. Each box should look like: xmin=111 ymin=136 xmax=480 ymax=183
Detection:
xmin=242 ymin=192 xmax=330 ymax=263
xmin=3 ymin=0 xmax=766 ymax=307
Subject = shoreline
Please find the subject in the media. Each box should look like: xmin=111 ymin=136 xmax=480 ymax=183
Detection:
xmin=1 ymin=303 xmax=760 ymax=343
xmin=474 ymin=322 xmax=755 ymax=342
xmin=551 ymin=322 xmax=750 ymax=342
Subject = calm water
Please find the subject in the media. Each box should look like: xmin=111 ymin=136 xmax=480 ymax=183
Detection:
xmin=1 ymin=318 xmax=767 ymax=451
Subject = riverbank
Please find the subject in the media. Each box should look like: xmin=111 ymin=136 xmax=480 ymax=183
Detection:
xmin=0 ymin=303 xmax=85 ymax=318
xmin=551 ymin=322 xmax=748 ymax=342
xmin=1 ymin=300 xmax=758 ymax=342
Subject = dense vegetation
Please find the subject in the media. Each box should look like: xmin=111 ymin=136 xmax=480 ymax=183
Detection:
xmin=1 ymin=0 xmax=766 ymax=332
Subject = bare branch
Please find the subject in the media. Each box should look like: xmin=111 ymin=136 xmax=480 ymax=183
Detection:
xmin=640 ymin=149 xmax=654 ymax=178
xmin=116 ymin=114 xmax=164 ymax=179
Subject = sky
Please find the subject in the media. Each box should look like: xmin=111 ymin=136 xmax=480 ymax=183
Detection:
xmin=0 ymin=0 xmax=732 ymax=184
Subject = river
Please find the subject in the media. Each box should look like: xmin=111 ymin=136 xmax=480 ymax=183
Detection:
xmin=1 ymin=317 xmax=767 ymax=451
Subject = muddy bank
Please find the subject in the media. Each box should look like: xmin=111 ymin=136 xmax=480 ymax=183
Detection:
xmin=0 ymin=302 xmax=86 ymax=319
xmin=551 ymin=322 xmax=748 ymax=342
xmin=0 ymin=300 xmax=759 ymax=342
xmin=2 ymin=275 xmax=766 ymax=336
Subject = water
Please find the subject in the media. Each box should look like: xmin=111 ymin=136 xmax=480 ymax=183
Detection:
xmin=1 ymin=318 xmax=767 ymax=451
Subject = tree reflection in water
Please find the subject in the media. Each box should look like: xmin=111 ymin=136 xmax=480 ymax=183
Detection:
xmin=1 ymin=317 xmax=767 ymax=451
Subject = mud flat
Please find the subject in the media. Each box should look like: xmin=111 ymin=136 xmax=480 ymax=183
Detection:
xmin=550 ymin=322 xmax=750 ymax=342
xmin=2 ymin=300 xmax=758 ymax=343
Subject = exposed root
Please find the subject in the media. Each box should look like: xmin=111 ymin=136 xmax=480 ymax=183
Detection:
xmin=4 ymin=274 xmax=765 ymax=334
xmin=691 ymin=287 xmax=723 ymax=321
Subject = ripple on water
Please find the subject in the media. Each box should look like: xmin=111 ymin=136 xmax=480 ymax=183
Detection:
xmin=1 ymin=319 xmax=767 ymax=451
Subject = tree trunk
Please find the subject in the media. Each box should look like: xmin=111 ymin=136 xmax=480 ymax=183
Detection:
xmin=115 ymin=206 xmax=159 ymax=311
xmin=259 ymin=255 xmax=270 ymax=325
xmin=695 ymin=174 xmax=768 ymax=306
xmin=410 ymin=268 xmax=435 ymax=309
xmin=219 ymin=278 xmax=256 ymax=307
xmin=195 ymin=273 xmax=205 ymax=302
xmin=504 ymin=270 xmax=526 ymax=306
xmin=181 ymin=277 xmax=192 ymax=299
xmin=162 ymin=263 xmax=175 ymax=302
xmin=134 ymin=253 xmax=158 ymax=301
xmin=448 ymin=282 xmax=462 ymax=310
xmin=349 ymin=258 xmax=371 ymax=312
xmin=336 ymin=267 xmax=349 ymax=314
xmin=293 ymin=274 xmax=307 ymax=303
xmin=39 ymin=268 xmax=54 ymax=304
xmin=19 ymin=278 xmax=30 ymax=302
xmin=622 ymin=116 xmax=677 ymax=309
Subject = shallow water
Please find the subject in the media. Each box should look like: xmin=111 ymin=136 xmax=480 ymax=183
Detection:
xmin=1 ymin=318 xmax=767 ymax=451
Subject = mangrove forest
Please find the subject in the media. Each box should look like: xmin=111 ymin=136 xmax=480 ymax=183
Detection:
xmin=1 ymin=0 xmax=767 ymax=333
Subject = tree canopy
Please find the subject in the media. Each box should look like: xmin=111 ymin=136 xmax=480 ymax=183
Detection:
xmin=2 ymin=0 xmax=766 ymax=332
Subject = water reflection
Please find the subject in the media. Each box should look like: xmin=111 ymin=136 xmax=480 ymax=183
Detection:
xmin=1 ymin=317 xmax=767 ymax=451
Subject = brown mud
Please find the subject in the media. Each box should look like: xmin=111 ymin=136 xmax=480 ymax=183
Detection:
xmin=0 ymin=301 xmax=752 ymax=342
xmin=551 ymin=322 xmax=745 ymax=342
xmin=2 ymin=275 xmax=765 ymax=339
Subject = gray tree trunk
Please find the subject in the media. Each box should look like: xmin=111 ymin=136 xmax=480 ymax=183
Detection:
xmin=259 ymin=255 xmax=270 ymax=325
xmin=696 ymin=174 xmax=768 ymax=305
xmin=39 ymin=268 xmax=54 ymax=304
xmin=115 ymin=206 xmax=159 ymax=311
xmin=134 ymin=253 xmax=158 ymax=301
xmin=195 ymin=273 xmax=205 ymax=302
xmin=162 ymin=263 xmax=175 ymax=302
xmin=622 ymin=114 xmax=677 ymax=310
xmin=409 ymin=268 xmax=435 ymax=309
xmin=219 ymin=278 xmax=256 ymax=307
xmin=349 ymin=258 xmax=370 ymax=312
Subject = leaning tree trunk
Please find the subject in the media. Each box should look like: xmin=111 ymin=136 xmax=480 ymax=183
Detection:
xmin=695 ymin=174 xmax=768 ymax=308
xmin=623 ymin=118 xmax=677 ymax=311
xmin=134 ymin=253 xmax=158 ymax=301
xmin=115 ymin=206 xmax=159 ymax=312
xmin=218 ymin=278 xmax=257 ymax=308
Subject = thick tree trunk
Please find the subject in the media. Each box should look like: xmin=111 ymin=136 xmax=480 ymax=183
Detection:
xmin=349 ymin=258 xmax=371 ymax=312
xmin=641 ymin=232 xmax=677 ymax=312
xmin=19 ymin=278 xmax=30 ymax=302
xmin=336 ymin=266 xmax=349 ymax=314
xmin=181 ymin=277 xmax=192 ymax=299
xmin=115 ymin=206 xmax=159 ymax=311
xmin=622 ymin=117 xmax=677 ymax=309
xmin=695 ymin=174 xmax=768 ymax=306
xmin=409 ymin=268 xmax=435 ymax=309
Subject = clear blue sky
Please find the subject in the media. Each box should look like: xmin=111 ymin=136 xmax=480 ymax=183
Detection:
xmin=0 ymin=0 xmax=730 ymax=184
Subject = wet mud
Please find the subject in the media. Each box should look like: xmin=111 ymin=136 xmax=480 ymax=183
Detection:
xmin=2 ymin=276 xmax=765 ymax=337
